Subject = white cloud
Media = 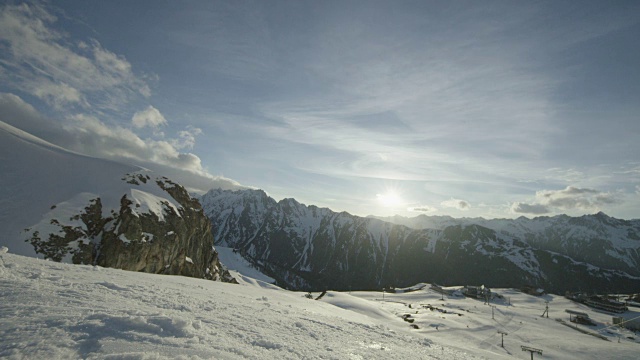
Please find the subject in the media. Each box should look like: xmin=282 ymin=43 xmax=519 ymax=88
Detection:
xmin=511 ymin=186 xmax=622 ymax=215
xmin=63 ymin=113 xmax=244 ymax=192
xmin=171 ymin=125 xmax=203 ymax=150
xmin=0 ymin=3 xmax=151 ymax=111
xmin=0 ymin=92 xmax=46 ymax=128
xmin=0 ymin=92 xmax=245 ymax=193
xmin=537 ymin=186 xmax=619 ymax=209
xmin=440 ymin=198 xmax=471 ymax=211
xmin=68 ymin=114 xmax=198 ymax=172
xmin=132 ymin=106 xmax=167 ymax=129
xmin=408 ymin=205 xmax=437 ymax=213
xmin=510 ymin=202 xmax=550 ymax=215
xmin=31 ymin=81 xmax=86 ymax=109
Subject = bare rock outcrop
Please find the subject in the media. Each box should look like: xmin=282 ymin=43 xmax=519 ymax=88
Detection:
xmin=25 ymin=173 xmax=236 ymax=283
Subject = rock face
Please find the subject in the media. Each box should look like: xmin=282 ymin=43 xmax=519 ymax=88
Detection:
xmin=201 ymin=188 xmax=639 ymax=293
xmin=25 ymin=173 xmax=236 ymax=283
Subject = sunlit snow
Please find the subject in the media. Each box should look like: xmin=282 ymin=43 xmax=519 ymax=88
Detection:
xmin=1 ymin=250 xmax=638 ymax=359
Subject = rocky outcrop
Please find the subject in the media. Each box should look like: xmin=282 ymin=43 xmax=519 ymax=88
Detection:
xmin=25 ymin=173 xmax=236 ymax=284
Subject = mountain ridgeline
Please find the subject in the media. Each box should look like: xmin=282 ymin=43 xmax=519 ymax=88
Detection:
xmin=201 ymin=188 xmax=640 ymax=293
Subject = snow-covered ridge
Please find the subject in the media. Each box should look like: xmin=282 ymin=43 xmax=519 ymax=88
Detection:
xmin=0 ymin=120 xmax=234 ymax=282
xmin=0 ymin=119 xmax=187 ymax=257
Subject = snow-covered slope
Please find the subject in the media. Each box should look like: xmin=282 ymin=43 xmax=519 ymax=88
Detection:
xmin=0 ymin=120 xmax=140 ymax=256
xmin=216 ymin=246 xmax=276 ymax=285
xmin=0 ymin=120 xmax=233 ymax=282
xmin=1 ymin=250 xmax=638 ymax=359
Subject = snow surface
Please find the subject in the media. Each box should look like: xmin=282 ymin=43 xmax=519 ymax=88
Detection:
xmin=1 ymin=252 xmax=455 ymax=359
xmin=216 ymin=246 xmax=276 ymax=285
xmin=0 ymin=120 xmax=184 ymax=259
xmin=130 ymin=189 xmax=181 ymax=222
xmin=1 ymin=251 xmax=638 ymax=359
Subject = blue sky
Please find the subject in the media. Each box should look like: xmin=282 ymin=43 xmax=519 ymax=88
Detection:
xmin=1 ymin=0 xmax=639 ymax=219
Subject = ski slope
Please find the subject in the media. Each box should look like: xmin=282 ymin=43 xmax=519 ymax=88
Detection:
xmin=0 ymin=250 xmax=464 ymax=359
xmin=1 ymin=249 xmax=638 ymax=359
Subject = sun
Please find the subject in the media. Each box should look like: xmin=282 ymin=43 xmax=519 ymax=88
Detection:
xmin=376 ymin=191 xmax=403 ymax=208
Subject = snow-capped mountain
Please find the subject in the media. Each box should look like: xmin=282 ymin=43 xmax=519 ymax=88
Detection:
xmin=201 ymin=188 xmax=640 ymax=293
xmin=0 ymin=120 xmax=233 ymax=282
xmin=372 ymin=213 xmax=640 ymax=277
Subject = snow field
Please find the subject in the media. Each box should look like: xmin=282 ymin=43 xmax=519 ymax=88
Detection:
xmin=2 ymin=249 xmax=638 ymax=359
xmin=0 ymin=252 xmax=474 ymax=359
xmin=340 ymin=286 xmax=639 ymax=359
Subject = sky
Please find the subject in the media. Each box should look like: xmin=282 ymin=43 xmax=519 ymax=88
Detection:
xmin=0 ymin=0 xmax=639 ymax=220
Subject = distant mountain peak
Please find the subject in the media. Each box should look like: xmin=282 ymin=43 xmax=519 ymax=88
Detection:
xmin=201 ymin=188 xmax=640 ymax=293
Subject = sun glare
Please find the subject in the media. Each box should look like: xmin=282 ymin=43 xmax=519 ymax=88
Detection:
xmin=376 ymin=191 xmax=403 ymax=208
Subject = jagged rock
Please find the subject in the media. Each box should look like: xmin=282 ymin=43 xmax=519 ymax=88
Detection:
xmin=25 ymin=173 xmax=236 ymax=284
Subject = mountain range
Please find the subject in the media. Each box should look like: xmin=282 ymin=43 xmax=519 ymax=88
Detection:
xmin=3 ymin=119 xmax=639 ymax=294
xmin=201 ymin=188 xmax=640 ymax=293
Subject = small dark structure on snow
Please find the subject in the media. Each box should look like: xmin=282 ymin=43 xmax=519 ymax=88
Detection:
xmin=566 ymin=293 xmax=628 ymax=313
xmin=521 ymin=286 xmax=545 ymax=296
xmin=565 ymin=309 xmax=596 ymax=326
xmin=462 ymin=285 xmax=491 ymax=300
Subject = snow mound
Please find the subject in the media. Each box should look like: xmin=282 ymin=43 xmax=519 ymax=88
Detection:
xmin=320 ymin=292 xmax=398 ymax=324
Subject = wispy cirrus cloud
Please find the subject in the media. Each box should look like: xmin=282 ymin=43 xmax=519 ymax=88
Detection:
xmin=253 ymin=3 xmax=563 ymax=190
xmin=0 ymin=3 xmax=150 ymax=112
xmin=0 ymin=3 xmax=240 ymax=193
